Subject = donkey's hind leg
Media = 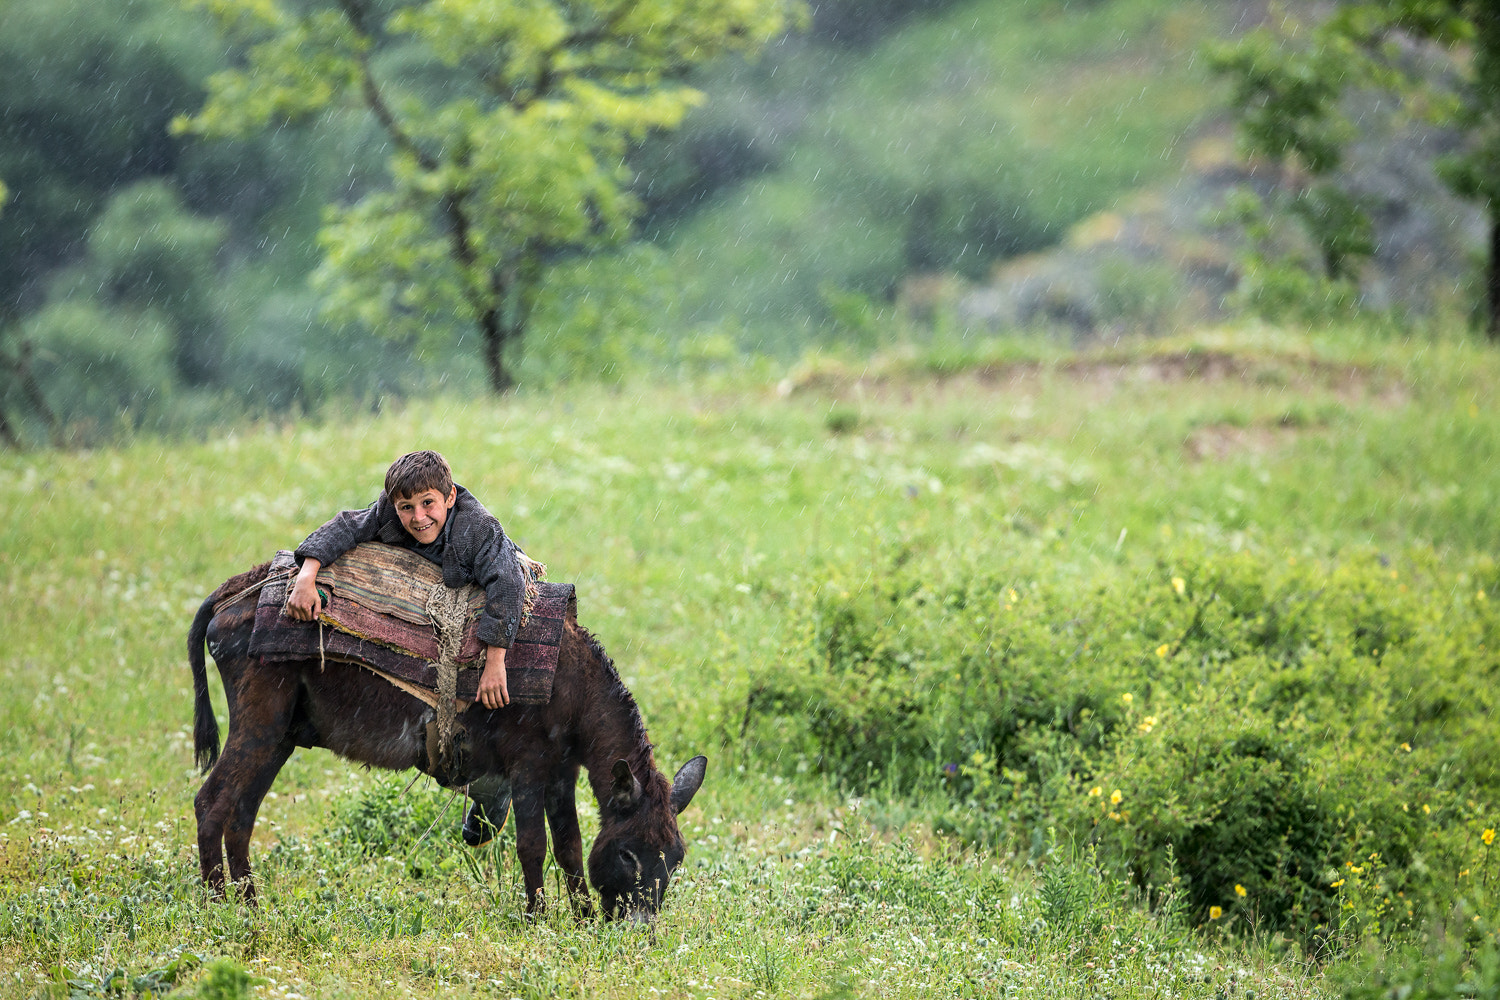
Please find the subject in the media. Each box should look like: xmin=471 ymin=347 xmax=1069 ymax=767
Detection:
xmin=195 ymin=667 xmax=299 ymax=898
xmin=222 ymin=736 xmax=295 ymax=898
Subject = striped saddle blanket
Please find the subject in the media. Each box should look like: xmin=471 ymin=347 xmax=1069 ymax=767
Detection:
xmin=247 ymin=543 xmax=569 ymax=706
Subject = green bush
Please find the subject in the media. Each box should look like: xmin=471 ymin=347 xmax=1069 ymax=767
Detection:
xmin=740 ymin=543 xmax=1500 ymax=944
xmin=1339 ymin=935 xmax=1500 ymax=1000
xmin=25 ymin=301 xmax=178 ymax=437
xmin=324 ymin=775 xmax=456 ymax=859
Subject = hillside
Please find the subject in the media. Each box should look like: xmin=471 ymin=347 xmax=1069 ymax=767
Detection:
xmin=642 ymin=0 xmax=1237 ymax=346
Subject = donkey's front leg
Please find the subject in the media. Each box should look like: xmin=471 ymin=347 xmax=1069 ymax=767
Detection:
xmin=511 ymin=782 xmax=549 ymax=914
xmin=544 ymin=770 xmax=593 ymax=919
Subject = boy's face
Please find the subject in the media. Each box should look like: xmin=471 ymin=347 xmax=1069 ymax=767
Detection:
xmin=394 ymin=486 xmax=457 ymax=545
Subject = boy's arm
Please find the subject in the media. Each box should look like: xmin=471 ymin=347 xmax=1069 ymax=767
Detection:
xmin=468 ymin=518 xmax=527 ymax=651
xmin=287 ymin=557 xmax=323 ymax=621
xmin=475 ymin=645 xmax=509 ymax=708
xmin=294 ymin=498 xmax=386 ymax=568
xmin=287 ymin=499 xmax=386 ymax=621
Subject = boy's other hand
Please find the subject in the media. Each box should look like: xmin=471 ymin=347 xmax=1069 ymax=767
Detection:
xmin=287 ymin=560 xmax=323 ymax=621
xmin=478 ymin=647 xmax=509 ymax=709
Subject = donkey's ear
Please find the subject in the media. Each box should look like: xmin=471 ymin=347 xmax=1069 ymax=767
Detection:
xmin=670 ymin=755 xmax=708 ymax=815
xmin=610 ymin=759 xmax=642 ymax=811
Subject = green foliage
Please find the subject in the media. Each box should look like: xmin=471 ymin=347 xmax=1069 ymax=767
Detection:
xmin=0 ymin=0 xmax=217 ymax=305
xmin=743 ymin=542 xmax=1500 ymax=945
xmin=1209 ymin=1 xmax=1500 ymax=330
xmin=23 ymin=303 xmax=178 ymax=437
xmin=1340 ymin=934 xmax=1500 ymax=1000
xmin=194 ymin=957 xmax=256 ymax=1000
xmin=325 ymin=774 xmax=456 ymax=859
xmin=52 ymin=951 xmax=201 ymax=998
xmin=660 ymin=0 xmax=1225 ymax=345
xmin=1218 ymin=188 xmax=1368 ymax=323
xmin=181 ymin=0 xmax=798 ymax=392
xmin=77 ymin=181 xmax=228 ymax=385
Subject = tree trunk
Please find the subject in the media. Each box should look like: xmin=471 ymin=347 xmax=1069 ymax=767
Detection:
xmin=1489 ymin=210 xmax=1500 ymax=341
xmin=480 ymin=306 xmax=514 ymax=394
xmin=0 ymin=404 xmax=21 ymax=449
xmin=7 ymin=339 xmax=61 ymax=447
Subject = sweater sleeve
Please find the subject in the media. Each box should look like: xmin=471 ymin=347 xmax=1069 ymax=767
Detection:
xmin=468 ymin=516 xmax=526 ymax=649
xmin=294 ymin=498 xmax=385 ymax=567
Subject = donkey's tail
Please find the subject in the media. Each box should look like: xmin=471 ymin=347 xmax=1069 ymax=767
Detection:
xmin=188 ymin=594 xmax=220 ymax=773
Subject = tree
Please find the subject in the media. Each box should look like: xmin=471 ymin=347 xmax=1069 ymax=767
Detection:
xmin=179 ymin=0 xmax=796 ymax=393
xmin=1210 ymin=3 xmax=1500 ymax=335
xmin=0 ymin=0 xmax=214 ymax=314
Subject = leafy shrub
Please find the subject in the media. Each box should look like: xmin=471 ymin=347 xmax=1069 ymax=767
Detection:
xmin=195 ymin=958 xmax=256 ymax=1000
xmin=1339 ymin=934 xmax=1500 ymax=1000
xmin=324 ymin=776 xmax=456 ymax=859
xmin=740 ymin=543 xmax=1500 ymax=945
xmin=25 ymin=301 xmax=178 ymax=437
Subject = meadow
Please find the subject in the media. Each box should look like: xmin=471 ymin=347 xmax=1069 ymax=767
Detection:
xmin=3 ymin=321 xmax=1500 ymax=997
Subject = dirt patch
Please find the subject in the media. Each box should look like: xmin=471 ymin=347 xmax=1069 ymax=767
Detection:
xmin=1183 ymin=423 xmax=1292 ymax=463
xmin=782 ymin=349 xmax=1408 ymax=408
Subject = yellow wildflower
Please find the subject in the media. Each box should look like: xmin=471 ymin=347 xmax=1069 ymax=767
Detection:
xmin=1122 ymin=692 xmax=1134 ymax=704
xmin=1423 ymin=804 xmax=1431 ymax=815
xmin=1108 ymin=811 xmax=1122 ymax=822
xmin=1400 ymin=743 xmax=1412 ymax=753
xmin=1155 ymin=643 xmax=1170 ymax=658
xmin=1484 ymin=828 xmax=1496 ymax=846
xmin=1088 ymin=786 xmax=1102 ymax=798
xmin=1235 ymin=884 xmax=1247 ymax=897
xmin=1209 ymin=906 xmax=1222 ymax=920
xmin=1110 ymin=789 xmax=1123 ymax=805
xmin=1172 ymin=577 xmax=1186 ymax=596
xmin=1138 ymin=716 xmax=1158 ymax=734
xmin=1331 ymin=879 xmax=1345 ymax=888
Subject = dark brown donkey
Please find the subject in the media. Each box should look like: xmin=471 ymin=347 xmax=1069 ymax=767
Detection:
xmin=187 ymin=562 xmax=706 ymax=920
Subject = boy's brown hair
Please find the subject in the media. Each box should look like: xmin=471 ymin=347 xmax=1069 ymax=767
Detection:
xmin=384 ymin=450 xmax=454 ymax=501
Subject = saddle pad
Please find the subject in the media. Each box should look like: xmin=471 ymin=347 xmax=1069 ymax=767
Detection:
xmin=247 ymin=549 xmax=570 ymax=705
xmin=316 ymin=542 xmax=487 ymax=664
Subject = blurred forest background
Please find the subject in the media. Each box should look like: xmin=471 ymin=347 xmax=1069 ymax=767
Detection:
xmin=0 ymin=0 xmax=1490 ymax=444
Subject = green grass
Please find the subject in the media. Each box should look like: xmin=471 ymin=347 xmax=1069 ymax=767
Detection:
xmin=3 ymin=320 xmax=1500 ymax=995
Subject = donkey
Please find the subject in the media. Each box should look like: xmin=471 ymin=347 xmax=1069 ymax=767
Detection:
xmin=187 ymin=562 xmax=706 ymax=921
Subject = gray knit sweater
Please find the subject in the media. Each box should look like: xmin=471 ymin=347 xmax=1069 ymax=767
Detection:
xmin=294 ymin=485 xmax=526 ymax=649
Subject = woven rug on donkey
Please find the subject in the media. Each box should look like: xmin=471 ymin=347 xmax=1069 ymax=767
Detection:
xmin=246 ymin=546 xmax=569 ymax=705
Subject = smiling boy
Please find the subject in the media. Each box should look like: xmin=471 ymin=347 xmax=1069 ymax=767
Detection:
xmin=286 ymin=450 xmax=526 ymax=710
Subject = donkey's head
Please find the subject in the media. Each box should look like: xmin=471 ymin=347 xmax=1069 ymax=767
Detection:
xmin=589 ymin=755 xmax=706 ymax=921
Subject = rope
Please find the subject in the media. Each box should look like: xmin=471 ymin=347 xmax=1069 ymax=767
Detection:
xmin=212 ymin=567 xmax=296 ymax=616
xmin=425 ymin=581 xmax=469 ymax=777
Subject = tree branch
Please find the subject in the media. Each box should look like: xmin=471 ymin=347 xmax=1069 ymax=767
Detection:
xmin=333 ymin=0 xmax=439 ymax=172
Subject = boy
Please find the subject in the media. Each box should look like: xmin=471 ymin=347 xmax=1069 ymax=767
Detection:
xmin=286 ymin=450 xmax=525 ymax=711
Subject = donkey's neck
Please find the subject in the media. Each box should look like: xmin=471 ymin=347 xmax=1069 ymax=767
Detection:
xmin=574 ymin=639 xmax=657 ymax=810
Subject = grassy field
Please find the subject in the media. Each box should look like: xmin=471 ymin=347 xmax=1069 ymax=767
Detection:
xmin=3 ymin=321 xmax=1500 ymax=997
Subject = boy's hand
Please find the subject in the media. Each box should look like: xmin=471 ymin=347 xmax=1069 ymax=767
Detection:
xmin=477 ymin=646 xmax=509 ymax=709
xmin=287 ymin=559 xmax=324 ymax=621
